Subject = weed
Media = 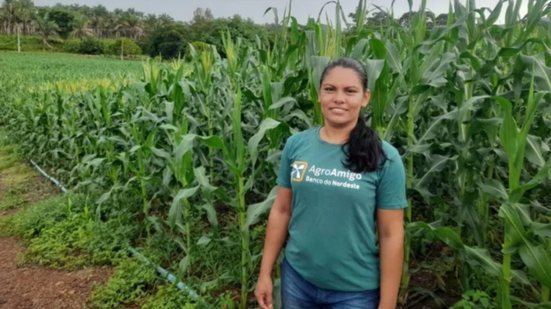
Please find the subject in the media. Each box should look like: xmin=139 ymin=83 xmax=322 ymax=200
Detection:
xmin=90 ymin=257 xmax=159 ymax=309
xmin=141 ymin=284 xmax=199 ymax=309
xmin=452 ymin=290 xmax=494 ymax=309
xmin=5 ymin=194 xmax=132 ymax=268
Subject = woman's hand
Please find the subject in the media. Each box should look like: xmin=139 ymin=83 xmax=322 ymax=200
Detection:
xmin=255 ymin=275 xmax=274 ymax=309
xmin=377 ymin=208 xmax=405 ymax=309
xmin=255 ymin=187 xmax=292 ymax=309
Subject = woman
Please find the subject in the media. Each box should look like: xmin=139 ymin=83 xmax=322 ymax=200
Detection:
xmin=255 ymin=58 xmax=407 ymax=309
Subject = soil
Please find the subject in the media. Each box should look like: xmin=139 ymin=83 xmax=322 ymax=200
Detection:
xmin=0 ymin=237 xmax=111 ymax=309
xmin=0 ymin=159 xmax=113 ymax=309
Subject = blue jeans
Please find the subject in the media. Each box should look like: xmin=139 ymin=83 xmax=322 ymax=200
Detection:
xmin=281 ymin=259 xmax=380 ymax=309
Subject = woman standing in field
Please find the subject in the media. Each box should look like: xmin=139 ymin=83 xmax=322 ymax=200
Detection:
xmin=255 ymin=58 xmax=407 ymax=309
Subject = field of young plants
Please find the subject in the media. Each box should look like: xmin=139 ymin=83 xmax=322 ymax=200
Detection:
xmin=0 ymin=0 xmax=550 ymax=308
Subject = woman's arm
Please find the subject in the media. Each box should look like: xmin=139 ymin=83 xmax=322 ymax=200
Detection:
xmin=255 ymin=186 xmax=293 ymax=309
xmin=377 ymin=208 xmax=404 ymax=309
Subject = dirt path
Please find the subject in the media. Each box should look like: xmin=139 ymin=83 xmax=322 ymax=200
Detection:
xmin=0 ymin=152 xmax=112 ymax=309
xmin=0 ymin=237 xmax=111 ymax=309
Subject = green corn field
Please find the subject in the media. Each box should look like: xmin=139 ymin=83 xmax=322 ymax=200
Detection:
xmin=0 ymin=0 xmax=550 ymax=308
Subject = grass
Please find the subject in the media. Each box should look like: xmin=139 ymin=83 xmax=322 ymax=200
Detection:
xmin=0 ymin=134 xmax=159 ymax=307
xmin=0 ymin=34 xmax=58 ymax=52
xmin=89 ymin=257 xmax=159 ymax=309
xmin=0 ymin=150 xmax=19 ymax=171
xmin=1 ymin=193 xmax=136 ymax=269
xmin=0 ymin=132 xmax=36 ymax=212
xmin=0 ymin=131 xmax=133 ymax=269
xmin=0 ymin=146 xmax=59 ymax=212
xmin=0 ymin=51 xmax=143 ymax=100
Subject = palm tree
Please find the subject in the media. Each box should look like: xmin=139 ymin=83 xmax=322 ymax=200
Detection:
xmin=16 ymin=0 xmax=33 ymax=34
xmin=70 ymin=13 xmax=93 ymax=38
xmin=34 ymin=9 xmax=59 ymax=49
xmin=0 ymin=6 xmax=8 ymax=33
xmin=89 ymin=5 xmax=108 ymax=37
xmin=2 ymin=0 xmax=16 ymax=34
xmin=114 ymin=11 xmax=144 ymax=40
xmin=105 ymin=10 xmax=121 ymax=37
xmin=1 ymin=0 xmax=33 ymax=34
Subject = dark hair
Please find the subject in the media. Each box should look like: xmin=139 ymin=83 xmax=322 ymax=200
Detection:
xmin=320 ymin=58 xmax=387 ymax=173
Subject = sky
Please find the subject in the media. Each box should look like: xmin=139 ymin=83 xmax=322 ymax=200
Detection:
xmin=32 ymin=0 xmax=524 ymax=24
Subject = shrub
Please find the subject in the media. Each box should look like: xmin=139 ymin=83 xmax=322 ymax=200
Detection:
xmin=104 ymin=38 xmax=142 ymax=57
xmin=63 ymin=38 xmax=81 ymax=53
xmin=78 ymin=37 xmax=103 ymax=54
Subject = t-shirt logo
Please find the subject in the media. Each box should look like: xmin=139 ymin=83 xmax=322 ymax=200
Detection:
xmin=291 ymin=161 xmax=308 ymax=182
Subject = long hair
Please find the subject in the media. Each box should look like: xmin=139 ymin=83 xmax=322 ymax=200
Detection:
xmin=320 ymin=58 xmax=387 ymax=173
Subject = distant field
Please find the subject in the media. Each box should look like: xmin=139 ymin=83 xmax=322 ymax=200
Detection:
xmin=0 ymin=51 xmax=143 ymax=87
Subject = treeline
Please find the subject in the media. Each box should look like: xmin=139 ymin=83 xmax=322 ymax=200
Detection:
xmin=0 ymin=0 xmax=448 ymax=59
xmin=0 ymin=0 xmax=274 ymax=58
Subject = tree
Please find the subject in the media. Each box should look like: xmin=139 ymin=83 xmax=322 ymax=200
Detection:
xmin=70 ymin=13 xmax=93 ymax=38
xmin=17 ymin=0 xmax=33 ymax=34
xmin=89 ymin=5 xmax=108 ymax=37
xmin=1 ymin=0 xmax=34 ymax=34
xmin=366 ymin=11 xmax=393 ymax=27
xmin=115 ymin=10 xmax=144 ymax=40
xmin=192 ymin=7 xmax=213 ymax=23
xmin=48 ymin=8 xmax=75 ymax=39
xmin=145 ymin=26 xmax=185 ymax=59
xmin=34 ymin=9 xmax=59 ymax=49
xmin=435 ymin=13 xmax=448 ymax=26
xmin=398 ymin=11 xmax=435 ymax=29
xmin=143 ymin=13 xmax=174 ymax=35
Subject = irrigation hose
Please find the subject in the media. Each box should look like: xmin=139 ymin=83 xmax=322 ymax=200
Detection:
xmin=128 ymin=247 xmax=200 ymax=301
xmin=27 ymin=159 xmax=203 ymax=304
xmin=29 ymin=160 xmax=68 ymax=193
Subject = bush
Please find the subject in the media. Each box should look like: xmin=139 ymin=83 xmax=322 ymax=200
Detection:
xmin=63 ymin=38 xmax=81 ymax=53
xmin=104 ymin=38 xmax=142 ymax=57
xmin=78 ymin=37 xmax=103 ymax=54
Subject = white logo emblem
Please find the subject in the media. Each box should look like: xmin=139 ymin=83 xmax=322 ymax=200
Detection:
xmin=291 ymin=161 xmax=308 ymax=182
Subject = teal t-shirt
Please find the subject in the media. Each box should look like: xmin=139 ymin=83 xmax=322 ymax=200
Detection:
xmin=277 ymin=127 xmax=407 ymax=291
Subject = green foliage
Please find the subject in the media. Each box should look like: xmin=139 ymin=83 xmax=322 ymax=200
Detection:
xmin=77 ymin=37 xmax=103 ymax=54
xmin=90 ymin=258 xmax=159 ymax=309
xmin=0 ymin=139 xmax=31 ymax=212
xmin=62 ymin=37 xmax=142 ymax=56
xmin=142 ymin=285 xmax=199 ymax=309
xmin=0 ymin=51 xmax=142 ymax=87
xmin=1 ymin=194 xmax=75 ymax=236
xmin=63 ymin=38 xmax=81 ymax=53
xmin=0 ymin=192 xmax=24 ymax=211
xmin=182 ymin=15 xmax=271 ymax=57
xmin=2 ymin=194 xmax=131 ymax=268
xmin=452 ymin=290 xmax=494 ymax=309
xmin=22 ymin=209 xmax=95 ymax=268
xmin=47 ymin=8 xmax=76 ymax=39
xmin=104 ymin=38 xmax=142 ymax=56
xmin=145 ymin=26 xmax=185 ymax=59
xmin=0 ymin=34 xmax=62 ymax=52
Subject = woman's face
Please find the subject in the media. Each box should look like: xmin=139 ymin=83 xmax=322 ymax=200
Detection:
xmin=319 ymin=66 xmax=370 ymax=129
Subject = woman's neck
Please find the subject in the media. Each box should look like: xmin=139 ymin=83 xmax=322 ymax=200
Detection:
xmin=320 ymin=124 xmax=354 ymax=144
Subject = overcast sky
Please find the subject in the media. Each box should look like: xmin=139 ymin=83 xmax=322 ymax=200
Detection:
xmin=32 ymin=0 xmax=524 ymax=24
